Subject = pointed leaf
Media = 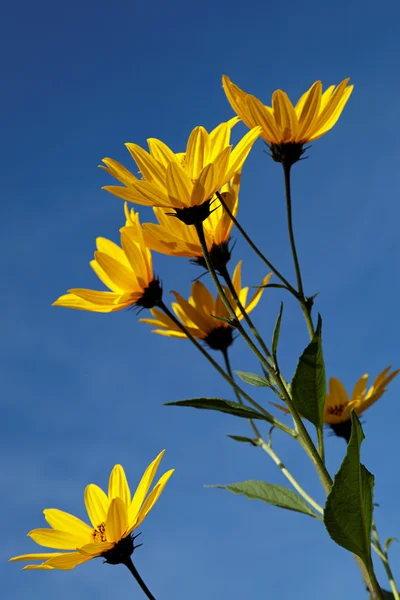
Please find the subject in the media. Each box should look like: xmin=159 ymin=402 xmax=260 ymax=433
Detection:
xmin=291 ymin=315 xmax=326 ymax=426
xmin=208 ymin=480 xmax=318 ymax=517
xmin=165 ymin=398 xmax=270 ymax=421
xmin=235 ymin=371 xmax=270 ymax=387
xmin=324 ymin=412 xmax=374 ymax=566
xmin=272 ymin=302 xmax=283 ymax=366
xmin=227 ymin=435 xmax=257 ymax=446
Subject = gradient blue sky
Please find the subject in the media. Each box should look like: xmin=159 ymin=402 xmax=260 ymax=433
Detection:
xmin=3 ymin=0 xmax=400 ymax=598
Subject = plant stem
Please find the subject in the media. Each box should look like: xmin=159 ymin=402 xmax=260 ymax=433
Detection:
xmin=317 ymin=427 xmax=325 ymax=464
xmin=281 ymin=163 xmax=315 ymax=339
xmin=216 ymin=191 xmax=297 ymax=296
xmin=257 ymin=438 xmax=324 ymax=516
xmin=371 ymin=521 xmax=400 ymax=599
xmin=157 ymin=300 xmax=294 ymax=437
xmin=195 ymin=220 xmax=332 ymax=493
xmin=221 ymin=348 xmax=261 ymax=438
xmin=123 ymin=558 xmax=156 ymax=600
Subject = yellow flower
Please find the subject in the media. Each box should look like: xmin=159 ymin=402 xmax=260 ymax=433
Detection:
xmin=100 ymin=119 xmax=261 ymax=223
xmin=324 ymin=367 xmax=399 ymax=425
xmin=141 ymin=261 xmax=271 ymax=350
xmin=10 ymin=451 xmax=174 ymax=571
xmin=123 ymin=173 xmax=240 ymax=271
xmin=53 ymin=210 xmax=161 ymax=313
xmin=222 ymin=75 xmax=353 ymax=147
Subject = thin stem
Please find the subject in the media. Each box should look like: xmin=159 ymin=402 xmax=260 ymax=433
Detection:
xmin=257 ymin=438 xmax=323 ymax=516
xmin=157 ymin=300 xmax=294 ymax=437
xmin=281 ymin=164 xmax=315 ymax=339
xmin=282 ymin=163 xmax=304 ymax=298
xmin=371 ymin=521 xmax=400 ymax=600
xmin=317 ymin=427 xmax=325 ymax=464
xmin=195 ymin=220 xmax=332 ymax=493
xmin=221 ymin=347 xmax=261 ymax=438
xmin=216 ymin=191 xmax=297 ymax=296
xmin=220 ymin=265 xmax=273 ymax=362
xmin=123 ymin=558 xmax=156 ymax=600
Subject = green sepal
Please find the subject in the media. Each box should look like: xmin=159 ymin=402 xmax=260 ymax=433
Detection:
xmin=324 ymin=412 xmax=374 ymax=566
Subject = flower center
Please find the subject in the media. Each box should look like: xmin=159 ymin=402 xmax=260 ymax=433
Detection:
xmin=327 ymin=403 xmax=345 ymax=417
xmin=92 ymin=522 xmax=107 ymax=543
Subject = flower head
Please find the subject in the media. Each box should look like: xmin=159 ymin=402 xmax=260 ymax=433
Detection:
xmin=222 ymin=75 xmax=353 ymax=163
xmin=10 ymin=451 xmax=174 ymax=570
xmin=325 ymin=367 xmax=399 ymax=438
xmin=141 ymin=261 xmax=271 ymax=351
xmin=123 ymin=173 xmax=240 ymax=272
xmin=53 ymin=210 xmax=161 ymax=313
xmin=101 ymin=119 xmax=260 ymax=223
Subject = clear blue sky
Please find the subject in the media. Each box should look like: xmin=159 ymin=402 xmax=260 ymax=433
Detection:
xmin=3 ymin=0 xmax=400 ymax=598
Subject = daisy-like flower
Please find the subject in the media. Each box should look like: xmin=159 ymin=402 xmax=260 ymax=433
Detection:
xmin=141 ymin=261 xmax=271 ymax=351
xmin=325 ymin=367 xmax=399 ymax=440
xmin=101 ymin=119 xmax=261 ymax=225
xmin=124 ymin=174 xmax=240 ymax=273
xmin=10 ymin=451 xmax=174 ymax=571
xmin=272 ymin=367 xmax=399 ymax=442
xmin=53 ymin=209 xmax=162 ymax=313
xmin=222 ymin=75 xmax=353 ymax=165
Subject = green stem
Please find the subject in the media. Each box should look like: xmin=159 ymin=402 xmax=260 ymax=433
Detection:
xmin=317 ymin=427 xmax=325 ymax=465
xmin=282 ymin=163 xmax=315 ymax=340
xmin=195 ymin=220 xmax=332 ymax=493
xmin=371 ymin=521 xmax=400 ymax=599
xmin=223 ymin=349 xmax=322 ymax=518
xmin=123 ymin=558 xmax=156 ymax=600
xmin=157 ymin=300 xmax=294 ymax=437
xmin=216 ymin=191 xmax=297 ymax=296
xmin=221 ymin=348 xmax=261 ymax=438
xmin=257 ymin=438 xmax=324 ymax=516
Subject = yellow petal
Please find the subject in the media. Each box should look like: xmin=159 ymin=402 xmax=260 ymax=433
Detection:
xmin=78 ymin=542 xmax=113 ymax=556
xmin=9 ymin=552 xmax=65 ymax=562
xmin=100 ymin=158 xmax=139 ymax=186
xmin=185 ymin=126 xmax=208 ymax=179
xmin=43 ymin=509 xmax=92 ymax=538
xmin=191 ymin=163 xmax=215 ymax=206
xmin=67 ymin=289 xmax=126 ymax=306
xmin=52 ymin=292 xmax=126 ymax=313
xmin=296 ymin=81 xmax=322 ymax=141
xmin=28 ymin=528 xmax=87 ymax=549
xmin=125 ymin=143 xmax=167 ymax=189
xmin=350 ymin=374 xmax=368 ymax=404
xmin=95 ymin=252 xmax=138 ymax=292
xmin=108 ymin=464 xmax=131 ymax=506
xmin=245 ymin=273 xmax=272 ymax=314
xmin=166 ymin=162 xmax=192 ymax=208
xmin=147 ymin=138 xmax=179 ymax=167
xmin=131 ymin=469 xmax=175 ymax=531
xmin=44 ymin=552 xmax=92 ymax=570
xmin=226 ymin=126 xmax=262 ymax=181
xmin=84 ymin=483 xmax=110 ymax=528
xmin=106 ymin=498 xmax=128 ymax=543
xmin=222 ymin=76 xmax=255 ymax=128
xmin=128 ymin=450 xmax=166 ymax=525
xmin=245 ymin=96 xmax=280 ymax=143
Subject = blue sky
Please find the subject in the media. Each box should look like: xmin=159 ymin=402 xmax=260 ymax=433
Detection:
xmin=2 ymin=0 xmax=400 ymax=597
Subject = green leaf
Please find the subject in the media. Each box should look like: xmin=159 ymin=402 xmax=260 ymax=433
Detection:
xmin=210 ymin=314 xmax=234 ymax=325
xmin=272 ymin=302 xmax=283 ymax=366
xmin=291 ymin=314 xmax=326 ymax=426
xmin=384 ymin=537 xmax=398 ymax=553
xmin=324 ymin=412 xmax=374 ymax=566
xmin=165 ymin=398 xmax=270 ymax=421
xmin=227 ymin=435 xmax=257 ymax=446
xmin=235 ymin=371 xmax=270 ymax=387
xmin=207 ymin=480 xmax=318 ymax=517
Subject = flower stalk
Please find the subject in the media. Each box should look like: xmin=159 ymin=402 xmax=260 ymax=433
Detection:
xmin=123 ymin=558 xmax=156 ymax=600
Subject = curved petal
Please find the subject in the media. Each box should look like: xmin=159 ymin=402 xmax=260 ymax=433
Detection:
xmin=84 ymin=483 xmax=110 ymax=528
xmin=185 ymin=126 xmax=208 ymax=179
xmin=43 ymin=509 xmax=92 ymax=538
xmin=95 ymin=252 xmax=138 ymax=292
xmin=245 ymin=273 xmax=272 ymax=314
xmin=125 ymin=143 xmax=167 ymax=189
xmin=166 ymin=162 xmax=192 ymax=208
xmin=43 ymin=552 xmax=92 ymax=570
xmin=52 ymin=292 xmax=127 ymax=313
xmin=100 ymin=158 xmax=139 ymax=186
xmin=106 ymin=498 xmax=128 ymax=543
xmin=9 ymin=552 xmax=64 ymax=562
xmin=78 ymin=542 xmax=114 ymax=556
xmin=130 ymin=469 xmax=175 ymax=532
xmin=128 ymin=450 xmax=166 ymax=525
xmin=108 ymin=464 xmax=131 ymax=506
xmin=28 ymin=528 xmax=87 ymax=549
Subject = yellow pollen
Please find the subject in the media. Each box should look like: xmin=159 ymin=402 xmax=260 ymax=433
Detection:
xmin=327 ymin=403 xmax=346 ymax=417
xmin=91 ymin=522 xmax=107 ymax=543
